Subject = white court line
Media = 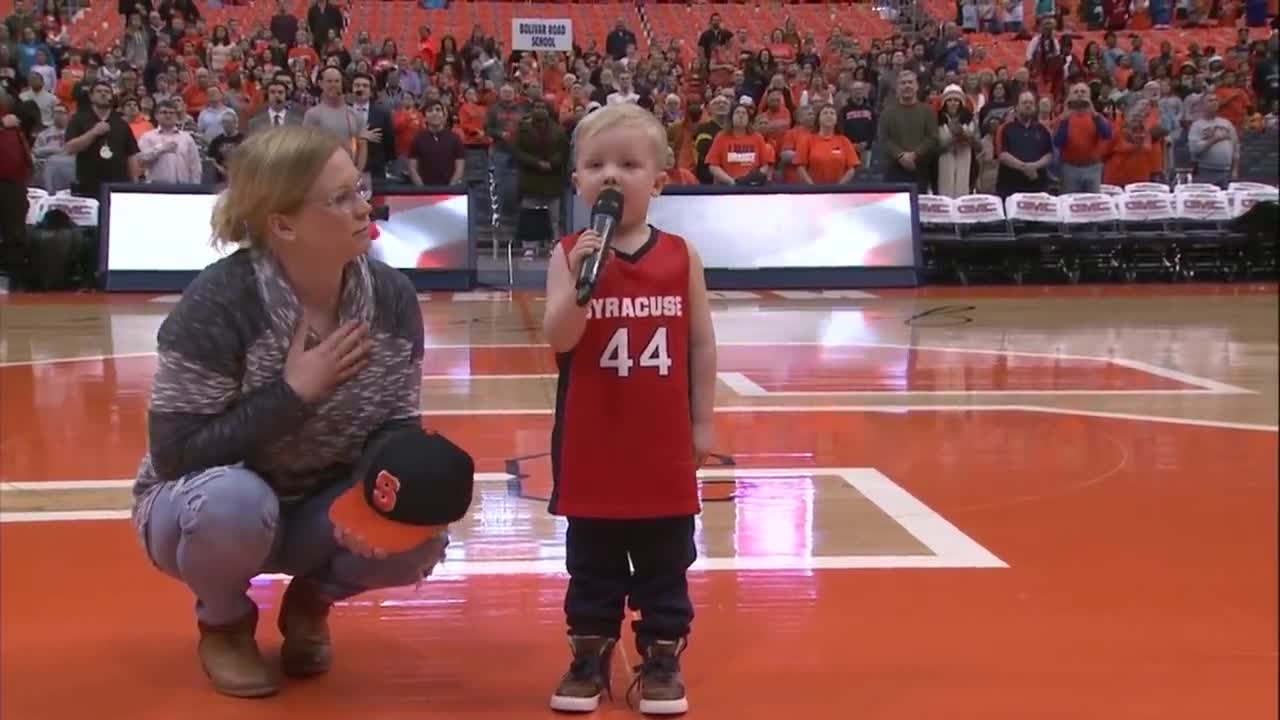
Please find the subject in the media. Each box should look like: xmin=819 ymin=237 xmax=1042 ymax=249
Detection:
xmin=253 ymin=555 xmax=977 ymax=578
xmin=1107 ymin=357 xmax=1252 ymax=394
xmin=1001 ymin=405 xmax=1280 ymax=432
xmin=0 ymin=351 xmax=157 ymax=368
xmin=0 ymin=340 xmax=1258 ymax=397
xmin=724 ymin=340 xmax=1254 ymax=395
xmin=1 ymin=407 xmax=1273 ymax=520
xmin=2 ymin=479 xmax=135 ymax=491
xmin=0 ymin=510 xmax=132 ymax=522
xmin=0 ymin=469 xmax=838 ymax=493
xmin=710 ymin=367 xmax=1232 ymax=396
xmin=10 ymin=467 xmax=997 ymax=572
xmin=423 ymin=373 xmax=549 ymax=381
xmin=739 ymin=390 xmax=1231 ymax=397
xmin=859 ymin=340 xmax=1254 ymax=394
xmin=717 ymin=372 xmax=770 ymax=396
xmin=410 ymin=404 xmax=1280 ymax=432
xmin=264 ymin=466 xmax=1006 ymax=574
xmin=1 ymin=472 xmax=517 ymax=492
xmin=841 ymin=468 xmax=1006 ymax=568
xmin=425 ymin=340 xmax=1252 ymax=396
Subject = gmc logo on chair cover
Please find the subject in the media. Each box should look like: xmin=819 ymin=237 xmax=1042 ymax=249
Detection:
xmin=1017 ymin=201 xmax=1056 ymax=214
xmin=1069 ymin=201 xmax=1114 ymax=214
xmin=1124 ymin=199 xmax=1167 ymax=211
xmin=958 ymin=202 xmax=999 ymax=214
xmin=1183 ymin=198 xmax=1226 ymax=211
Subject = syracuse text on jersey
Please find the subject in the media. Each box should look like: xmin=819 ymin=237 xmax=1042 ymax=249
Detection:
xmin=584 ymin=295 xmax=684 ymax=320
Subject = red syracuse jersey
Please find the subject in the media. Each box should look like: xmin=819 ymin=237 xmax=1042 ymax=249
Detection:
xmin=550 ymin=227 xmax=699 ymax=519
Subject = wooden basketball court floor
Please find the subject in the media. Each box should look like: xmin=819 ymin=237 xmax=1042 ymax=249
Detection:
xmin=0 ymin=283 xmax=1276 ymax=719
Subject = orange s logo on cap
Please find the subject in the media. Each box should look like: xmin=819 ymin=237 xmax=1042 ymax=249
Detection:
xmin=372 ymin=470 xmax=401 ymax=513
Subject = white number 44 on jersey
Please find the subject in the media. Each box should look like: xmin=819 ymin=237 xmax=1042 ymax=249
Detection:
xmin=598 ymin=327 xmax=672 ymax=377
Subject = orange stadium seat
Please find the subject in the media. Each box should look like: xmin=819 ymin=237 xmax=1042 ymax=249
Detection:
xmin=52 ymin=0 xmax=1270 ymax=67
xmin=643 ymin=1 xmax=896 ymax=55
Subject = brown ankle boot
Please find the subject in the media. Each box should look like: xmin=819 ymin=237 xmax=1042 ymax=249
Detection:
xmin=549 ymin=635 xmax=616 ymax=713
xmin=277 ymin=577 xmax=333 ymax=678
xmin=197 ymin=605 xmax=279 ymax=698
xmin=629 ymin=638 xmax=689 ymax=716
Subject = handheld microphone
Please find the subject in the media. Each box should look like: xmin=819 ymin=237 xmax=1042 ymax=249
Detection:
xmin=575 ymin=187 xmax=625 ymax=307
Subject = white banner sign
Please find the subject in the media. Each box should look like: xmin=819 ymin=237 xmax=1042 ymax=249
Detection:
xmin=512 ymin=18 xmax=573 ymax=51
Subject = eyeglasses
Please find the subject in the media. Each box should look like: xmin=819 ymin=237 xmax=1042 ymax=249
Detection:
xmin=316 ymin=176 xmax=372 ymax=212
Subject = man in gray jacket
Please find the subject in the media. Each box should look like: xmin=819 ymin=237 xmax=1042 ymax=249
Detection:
xmin=1187 ymin=95 xmax=1238 ymax=188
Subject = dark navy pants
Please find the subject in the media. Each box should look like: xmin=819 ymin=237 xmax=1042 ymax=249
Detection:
xmin=563 ymin=516 xmax=697 ymax=649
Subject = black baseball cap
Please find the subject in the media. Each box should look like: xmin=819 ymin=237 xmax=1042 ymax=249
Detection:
xmin=328 ymin=423 xmax=475 ymax=554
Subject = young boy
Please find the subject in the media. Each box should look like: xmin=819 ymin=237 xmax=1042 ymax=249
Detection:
xmin=541 ymin=102 xmax=717 ymax=716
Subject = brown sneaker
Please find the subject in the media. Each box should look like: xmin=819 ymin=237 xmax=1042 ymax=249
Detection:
xmin=277 ymin=577 xmax=333 ymax=678
xmin=629 ymin=638 xmax=688 ymax=715
xmin=549 ymin=635 xmax=617 ymax=713
xmin=197 ymin=605 xmax=279 ymax=698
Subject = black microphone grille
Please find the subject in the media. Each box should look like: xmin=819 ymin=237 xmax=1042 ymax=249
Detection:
xmin=592 ymin=187 xmax=625 ymax=219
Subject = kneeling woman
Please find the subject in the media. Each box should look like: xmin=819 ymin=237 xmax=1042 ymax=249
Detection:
xmin=131 ymin=126 xmax=455 ymax=698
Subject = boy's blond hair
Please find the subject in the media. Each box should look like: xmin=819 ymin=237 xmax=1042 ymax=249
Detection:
xmin=572 ymin=102 xmax=669 ymax=169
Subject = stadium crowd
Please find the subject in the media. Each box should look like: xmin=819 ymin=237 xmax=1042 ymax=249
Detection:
xmin=1 ymin=0 xmax=1278 ymax=263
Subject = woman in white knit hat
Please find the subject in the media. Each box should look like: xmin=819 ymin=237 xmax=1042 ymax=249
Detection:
xmin=935 ymin=83 xmax=978 ymax=197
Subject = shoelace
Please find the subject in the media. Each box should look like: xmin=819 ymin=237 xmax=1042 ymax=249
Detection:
xmin=568 ymin=654 xmax=602 ymax=679
xmin=566 ymin=653 xmax=613 ymax=698
xmin=624 ymin=652 xmax=680 ymax=709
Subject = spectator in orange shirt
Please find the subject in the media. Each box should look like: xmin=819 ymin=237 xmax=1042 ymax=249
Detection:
xmin=122 ymin=96 xmax=154 ymax=139
xmin=663 ymin=145 xmax=698 ymax=186
xmin=289 ymin=32 xmax=320 ymax=73
xmin=559 ymin=80 xmax=588 ymax=124
xmin=1127 ymin=88 xmax=1170 ymax=179
xmin=1054 ymin=82 xmax=1113 ymax=193
xmin=667 ymin=98 xmax=701 ymax=172
xmin=757 ymin=88 xmax=791 ymax=148
xmin=708 ymin=40 xmax=737 ymax=90
xmin=777 ymin=104 xmax=815 ymax=184
xmin=542 ymin=52 xmax=567 ymax=98
xmin=392 ymin=93 xmax=425 ymax=159
xmin=798 ymin=104 xmax=859 ymax=185
xmin=767 ymin=28 xmax=797 ymax=65
xmin=706 ymin=103 xmax=775 ymax=184
xmin=1103 ymin=112 xmax=1160 ymax=185
xmin=456 ymin=86 xmax=490 ymax=148
xmin=1213 ymin=70 xmax=1251 ymax=128
xmin=182 ymin=67 xmax=213 ymax=119
xmin=416 ymin=26 xmax=435 ymax=68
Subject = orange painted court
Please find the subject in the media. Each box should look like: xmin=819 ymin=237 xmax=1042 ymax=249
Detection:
xmin=2 ymin=284 xmax=1276 ymax=719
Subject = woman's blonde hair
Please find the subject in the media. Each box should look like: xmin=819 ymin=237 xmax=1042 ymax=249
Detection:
xmin=572 ymin=102 xmax=669 ymax=169
xmin=210 ymin=125 xmax=344 ymax=249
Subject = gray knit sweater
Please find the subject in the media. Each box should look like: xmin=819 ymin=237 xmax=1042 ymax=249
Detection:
xmin=130 ymin=249 xmax=424 ymax=530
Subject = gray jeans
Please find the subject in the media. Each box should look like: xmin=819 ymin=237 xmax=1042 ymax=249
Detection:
xmin=1059 ymin=162 xmax=1104 ymax=193
xmin=140 ymin=465 xmax=449 ymax=625
xmin=1193 ymin=167 xmax=1231 ymax=189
